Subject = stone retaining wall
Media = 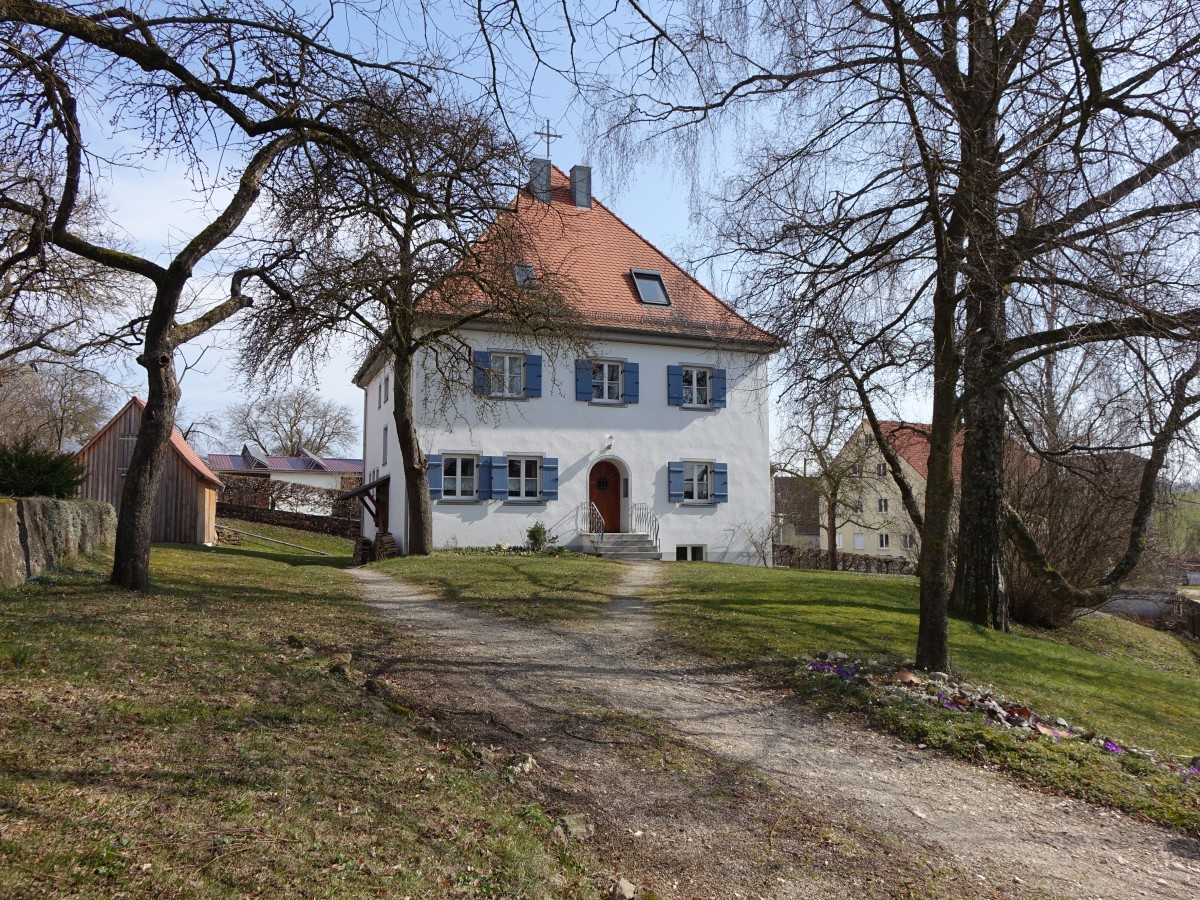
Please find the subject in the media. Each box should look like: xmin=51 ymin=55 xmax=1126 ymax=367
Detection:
xmin=0 ymin=498 xmax=116 ymax=588
xmin=217 ymin=503 xmax=361 ymax=539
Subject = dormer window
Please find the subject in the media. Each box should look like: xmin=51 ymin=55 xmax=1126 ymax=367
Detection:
xmin=514 ymin=262 xmax=537 ymax=286
xmin=631 ymin=268 xmax=670 ymax=305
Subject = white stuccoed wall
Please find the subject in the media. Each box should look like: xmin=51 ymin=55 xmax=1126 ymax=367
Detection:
xmin=360 ymin=328 xmax=774 ymax=565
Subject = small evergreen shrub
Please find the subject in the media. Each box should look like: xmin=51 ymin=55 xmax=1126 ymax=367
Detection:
xmin=525 ymin=520 xmax=556 ymax=553
xmin=0 ymin=438 xmax=88 ymax=498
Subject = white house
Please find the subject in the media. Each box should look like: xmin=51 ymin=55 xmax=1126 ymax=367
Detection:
xmin=351 ymin=162 xmax=779 ymax=564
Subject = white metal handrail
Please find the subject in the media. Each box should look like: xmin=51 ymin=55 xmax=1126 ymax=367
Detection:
xmin=631 ymin=502 xmax=660 ymax=546
xmin=578 ymin=501 xmax=605 ymax=540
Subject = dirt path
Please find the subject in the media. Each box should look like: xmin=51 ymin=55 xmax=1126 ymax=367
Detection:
xmin=353 ymin=563 xmax=1199 ymax=899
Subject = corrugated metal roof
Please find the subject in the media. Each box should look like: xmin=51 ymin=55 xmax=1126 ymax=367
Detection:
xmin=207 ymin=453 xmax=363 ymax=474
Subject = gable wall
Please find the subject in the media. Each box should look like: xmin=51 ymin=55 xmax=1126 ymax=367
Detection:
xmin=77 ymin=403 xmax=211 ymax=544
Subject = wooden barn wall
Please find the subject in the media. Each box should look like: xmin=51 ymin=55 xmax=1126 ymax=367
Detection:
xmin=77 ymin=404 xmax=208 ymax=544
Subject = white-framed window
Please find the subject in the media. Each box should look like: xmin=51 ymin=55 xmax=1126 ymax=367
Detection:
xmin=683 ymin=461 xmax=713 ymax=502
xmin=383 ymin=374 xmax=390 ymax=403
xmin=442 ymin=455 xmax=478 ymax=500
xmin=507 ymin=456 xmax=540 ymax=499
xmin=377 ymin=381 xmax=381 ymax=408
xmin=489 ymin=353 xmax=525 ymax=398
xmin=682 ymin=366 xmax=710 ymax=407
xmin=876 ymin=462 xmax=887 ymax=477
xmin=879 ymin=533 xmax=891 ymax=550
xmin=850 ymin=464 xmax=864 ymax=478
xmin=592 ymin=361 xmax=622 ymax=402
xmin=835 ymin=533 xmax=843 ymax=549
xmin=382 ymin=426 xmax=388 ymax=466
xmin=877 ymin=498 xmax=889 ymax=514
xmin=902 ymin=533 xmax=918 ymax=550
xmin=860 ymin=432 xmax=873 ymax=447
xmin=853 ymin=532 xmax=865 ymax=550
xmin=675 ymin=545 xmax=705 ymax=561
xmin=853 ymin=500 xmax=864 ymax=514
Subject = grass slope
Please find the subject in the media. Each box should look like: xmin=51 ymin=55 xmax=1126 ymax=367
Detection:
xmin=374 ymin=552 xmax=626 ymax=625
xmin=652 ymin=564 xmax=1200 ymax=755
xmin=652 ymin=563 xmax=1200 ymax=832
xmin=0 ymin=527 xmax=597 ymax=898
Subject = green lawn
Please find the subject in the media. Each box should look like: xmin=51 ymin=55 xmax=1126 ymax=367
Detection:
xmin=374 ymin=552 xmax=626 ymax=624
xmin=0 ymin=529 xmax=597 ymax=898
xmin=651 ymin=562 xmax=1200 ymax=832
xmin=651 ymin=563 xmax=1200 ymax=756
xmin=366 ymin=554 xmax=1199 ymax=830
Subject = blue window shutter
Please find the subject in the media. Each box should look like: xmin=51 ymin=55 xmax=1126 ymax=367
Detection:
xmin=472 ymin=351 xmax=490 ymax=395
xmin=623 ymin=362 xmax=640 ymax=404
xmin=667 ymin=365 xmax=684 ymax=406
xmin=541 ymin=457 xmax=559 ymax=500
xmin=575 ymin=358 xmax=592 ymax=401
xmin=667 ymin=461 xmax=684 ymax=502
xmin=524 ymin=354 xmax=542 ymax=398
xmin=713 ymin=462 xmax=729 ymax=502
xmin=427 ymin=454 xmax=443 ymax=500
xmin=711 ymin=368 xmax=728 ymax=408
xmin=477 ymin=456 xmax=492 ymax=500
xmin=489 ymin=455 xmax=509 ymax=500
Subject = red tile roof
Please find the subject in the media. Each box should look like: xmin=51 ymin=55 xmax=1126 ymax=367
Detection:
xmin=876 ymin=421 xmax=964 ymax=483
xmin=77 ymin=398 xmax=222 ymax=487
xmin=509 ymin=167 xmax=779 ymax=346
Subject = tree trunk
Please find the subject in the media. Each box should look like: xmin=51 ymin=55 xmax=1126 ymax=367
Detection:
xmin=915 ymin=399 xmax=957 ymax=671
xmin=392 ymin=350 xmax=433 ymax=555
xmin=826 ymin=489 xmax=839 ymax=571
xmin=951 ymin=377 xmax=1008 ymax=629
xmin=110 ymin=304 xmax=181 ymax=590
xmin=948 ymin=3 xmax=1009 ymax=630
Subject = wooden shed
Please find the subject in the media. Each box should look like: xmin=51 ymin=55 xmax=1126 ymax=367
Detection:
xmin=76 ymin=397 xmax=221 ymax=544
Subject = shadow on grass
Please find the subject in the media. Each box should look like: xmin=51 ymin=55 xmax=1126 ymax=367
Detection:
xmin=162 ymin=543 xmax=352 ymax=570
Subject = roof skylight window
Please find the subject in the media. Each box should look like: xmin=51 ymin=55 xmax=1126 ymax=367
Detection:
xmin=631 ymin=268 xmax=670 ymax=305
xmin=514 ymin=262 xmax=537 ymax=286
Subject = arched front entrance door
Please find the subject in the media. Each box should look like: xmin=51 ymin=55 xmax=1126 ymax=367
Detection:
xmin=589 ymin=461 xmax=621 ymax=533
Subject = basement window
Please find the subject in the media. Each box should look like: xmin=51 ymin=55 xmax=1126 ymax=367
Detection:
xmin=675 ymin=545 xmax=705 ymax=562
xmin=631 ymin=268 xmax=670 ymax=305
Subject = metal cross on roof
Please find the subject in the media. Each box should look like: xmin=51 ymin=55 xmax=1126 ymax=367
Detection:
xmin=534 ymin=118 xmax=563 ymax=159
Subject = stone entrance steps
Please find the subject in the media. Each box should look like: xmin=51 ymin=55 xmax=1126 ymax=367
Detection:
xmin=582 ymin=532 xmax=662 ymax=560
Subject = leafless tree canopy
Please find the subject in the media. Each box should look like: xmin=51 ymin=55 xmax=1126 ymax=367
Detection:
xmin=222 ymin=390 xmax=358 ymax=458
xmin=0 ymin=363 xmax=119 ymax=450
xmin=0 ymin=0 xmax=452 ymax=588
xmin=561 ymin=0 xmax=1200 ymax=666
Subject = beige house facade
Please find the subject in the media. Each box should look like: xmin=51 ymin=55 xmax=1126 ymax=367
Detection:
xmin=819 ymin=421 xmax=959 ymax=560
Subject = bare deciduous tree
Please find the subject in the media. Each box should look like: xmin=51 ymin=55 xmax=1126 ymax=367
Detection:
xmin=575 ymin=0 xmax=1200 ymax=669
xmin=0 ymin=0 xmax=440 ymax=588
xmin=240 ymin=85 xmax=585 ymax=555
xmin=221 ymin=390 xmax=357 ymax=458
xmin=0 ymin=363 xmax=120 ymax=450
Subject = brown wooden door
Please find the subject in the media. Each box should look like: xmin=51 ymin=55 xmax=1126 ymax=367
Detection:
xmin=589 ymin=462 xmax=621 ymax=533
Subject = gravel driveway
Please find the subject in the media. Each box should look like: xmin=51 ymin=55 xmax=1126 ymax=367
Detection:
xmin=353 ymin=562 xmax=1199 ymax=900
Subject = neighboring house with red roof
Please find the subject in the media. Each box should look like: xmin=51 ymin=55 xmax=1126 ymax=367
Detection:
xmin=76 ymin=397 xmax=221 ymax=544
xmin=820 ymin=420 xmax=963 ymax=559
xmin=353 ymin=161 xmax=780 ymax=563
xmin=206 ymin=446 xmax=363 ymax=515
